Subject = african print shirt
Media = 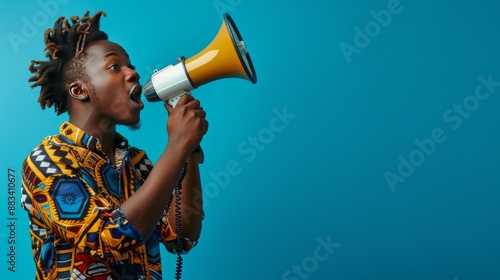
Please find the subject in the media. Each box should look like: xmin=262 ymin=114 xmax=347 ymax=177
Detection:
xmin=21 ymin=122 xmax=195 ymax=280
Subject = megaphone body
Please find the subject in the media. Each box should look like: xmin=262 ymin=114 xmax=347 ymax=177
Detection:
xmin=144 ymin=13 xmax=257 ymax=107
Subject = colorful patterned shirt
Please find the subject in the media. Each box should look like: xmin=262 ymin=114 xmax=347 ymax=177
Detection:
xmin=21 ymin=122 xmax=195 ymax=280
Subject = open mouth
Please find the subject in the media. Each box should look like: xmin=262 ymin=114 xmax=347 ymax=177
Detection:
xmin=129 ymin=84 xmax=144 ymax=109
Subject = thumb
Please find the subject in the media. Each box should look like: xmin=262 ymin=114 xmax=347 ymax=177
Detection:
xmin=164 ymin=101 xmax=173 ymax=115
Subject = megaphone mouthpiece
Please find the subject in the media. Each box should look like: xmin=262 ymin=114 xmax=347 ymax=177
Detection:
xmin=144 ymin=61 xmax=195 ymax=106
xmin=143 ymin=80 xmax=159 ymax=102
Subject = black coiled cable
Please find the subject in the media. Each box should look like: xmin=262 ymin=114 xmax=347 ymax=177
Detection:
xmin=175 ymin=163 xmax=188 ymax=280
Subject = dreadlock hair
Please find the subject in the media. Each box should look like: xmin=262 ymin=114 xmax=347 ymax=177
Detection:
xmin=28 ymin=11 xmax=108 ymax=115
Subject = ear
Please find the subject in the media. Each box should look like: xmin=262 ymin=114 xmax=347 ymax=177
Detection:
xmin=68 ymin=81 xmax=89 ymax=101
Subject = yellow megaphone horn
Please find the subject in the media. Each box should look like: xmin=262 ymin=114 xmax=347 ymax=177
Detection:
xmin=143 ymin=13 xmax=257 ymax=107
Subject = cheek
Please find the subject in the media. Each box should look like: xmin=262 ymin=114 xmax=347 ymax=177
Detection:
xmin=103 ymin=95 xmax=124 ymax=109
xmin=108 ymin=94 xmax=131 ymax=112
xmin=93 ymin=83 xmax=123 ymax=104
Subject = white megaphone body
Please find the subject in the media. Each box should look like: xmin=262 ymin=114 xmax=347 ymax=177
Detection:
xmin=143 ymin=13 xmax=257 ymax=107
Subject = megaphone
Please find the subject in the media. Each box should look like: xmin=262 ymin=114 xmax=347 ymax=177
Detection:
xmin=143 ymin=13 xmax=257 ymax=107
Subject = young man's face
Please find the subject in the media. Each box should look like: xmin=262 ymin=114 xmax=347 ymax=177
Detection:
xmin=82 ymin=40 xmax=144 ymax=128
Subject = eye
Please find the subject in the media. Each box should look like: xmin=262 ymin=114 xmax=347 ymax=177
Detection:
xmin=108 ymin=64 xmax=120 ymax=71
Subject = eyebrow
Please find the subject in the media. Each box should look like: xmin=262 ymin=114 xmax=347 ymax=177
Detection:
xmin=104 ymin=51 xmax=136 ymax=70
xmin=104 ymin=50 xmax=122 ymax=58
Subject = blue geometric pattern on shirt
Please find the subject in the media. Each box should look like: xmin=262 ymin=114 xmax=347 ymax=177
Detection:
xmin=55 ymin=241 xmax=73 ymax=277
xmin=110 ymin=228 xmax=123 ymax=238
xmin=87 ymin=232 xmax=98 ymax=242
xmin=110 ymin=208 xmax=144 ymax=243
xmin=40 ymin=233 xmax=55 ymax=274
xmin=102 ymin=165 xmax=120 ymax=198
xmin=81 ymin=132 xmax=92 ymax=147
xmin=146 ymin=231 xmax=161 ymax=263
xmin=52 ymin=178 xmax=89 ymax=220
xmin=150 ymin=269 xmax=162 ymax=280
xmin=80 ymin=168 xmax=97 ymax=193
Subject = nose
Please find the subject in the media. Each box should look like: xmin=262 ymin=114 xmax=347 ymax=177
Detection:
xmin=126 ymin=68 xmax=140 ymax=83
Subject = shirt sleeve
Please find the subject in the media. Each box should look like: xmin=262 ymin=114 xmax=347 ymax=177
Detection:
xmin=132 ymin=150 xmax=198 ymax=254
xmin=21 ymin=143 xmax=144 ymax=262
xmin=157 ymin=209 xmax=198 ymax=255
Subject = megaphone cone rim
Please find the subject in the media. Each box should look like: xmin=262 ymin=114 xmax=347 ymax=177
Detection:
xmin=223 ymin=13 xmax=258 ymax=84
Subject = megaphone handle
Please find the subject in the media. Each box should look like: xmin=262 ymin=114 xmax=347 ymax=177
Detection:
xmin=168 ymin=91 xmax=189 ymax=108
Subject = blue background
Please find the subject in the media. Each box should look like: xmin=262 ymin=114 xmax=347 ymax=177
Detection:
xmin=1 ymin=0 xmax=499 ymax=279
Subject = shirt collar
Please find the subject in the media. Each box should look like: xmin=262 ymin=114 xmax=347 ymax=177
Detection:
xmin=60 ymin=121 xmax=129 ymax=152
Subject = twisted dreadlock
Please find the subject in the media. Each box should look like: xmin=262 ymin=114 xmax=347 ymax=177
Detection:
xmin=28 ymin=11 xmax=108 ymax=115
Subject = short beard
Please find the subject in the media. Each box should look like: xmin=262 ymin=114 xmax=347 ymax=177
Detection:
xmin=127 ymin=121 xmax=142 ymax=131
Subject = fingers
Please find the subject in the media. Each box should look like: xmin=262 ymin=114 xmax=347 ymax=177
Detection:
xmin=164 ymin=102 xmax=173 ymax=115
xmin=195 ymin=107 xmax=206 ymax=119
xmin=190 ymin=107 xmax=208 ymax=135
xmin=164 ymin=92 xmax=201 ymax=114
xmin=203 ymin=119 xmax=209 ymax=135
xmin=176 ymin=92 xmax=194 ymax=106
xmin=164 ymin=92 xmax=208 ymax=151
xmin=190 ymin=106 xmax=208 ymax=136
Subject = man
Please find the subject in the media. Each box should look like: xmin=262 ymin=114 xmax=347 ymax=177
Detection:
xmin=21 ymin=11 xmax=207 ymax=279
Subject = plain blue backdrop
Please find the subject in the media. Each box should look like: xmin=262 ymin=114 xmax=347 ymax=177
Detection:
xmin=1 ymin=0 xmax=500 ymax=279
